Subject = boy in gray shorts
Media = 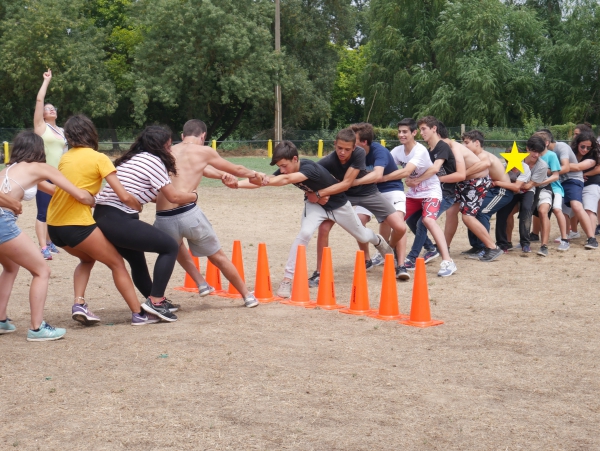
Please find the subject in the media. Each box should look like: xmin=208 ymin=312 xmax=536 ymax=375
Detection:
xmin=154 ymin=119 xmax=265 ymax=307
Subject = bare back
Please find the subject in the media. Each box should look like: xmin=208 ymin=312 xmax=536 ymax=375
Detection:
xmin=156 ymin=143 xmax=212 ymax=211
xmin=449 ymin=141 xmax=489 ymax=179
xmin=486 ymin=152 xmax=510 ymax=183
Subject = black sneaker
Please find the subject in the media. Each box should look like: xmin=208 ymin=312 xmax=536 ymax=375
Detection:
xmin=596 ymin=224 xmax=600 ymax=236
xmin=395 ymin=266 xmax=410 ymax=280
xmin=479 ymin=247 xmax=503 ymax=262
xmin=529 ymin=233 xmax=540 ymax=242
xmin=308 ymin=271 xmax=320 ymax=288
xmin=160 ymin=298 xmax=180 ymax=313
xmin=585 ymin=237 xmax=598 ymax=249
xmin=141 ymin=298 xmax=178 ymax=322
xmin=365 ymin=259 xmax=374 ymax=272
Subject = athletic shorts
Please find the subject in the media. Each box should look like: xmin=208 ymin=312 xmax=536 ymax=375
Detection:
xmin=346 ymin=191 xmax=397 ymax=223
xmin=35 ymin=180 xmax=53 ymax=222
xmin=538 ymin=190 xmax=563 ymax=211
xmin=582 ymin=184 xmax=600 ymax=214
xmin=0 ymin=209 xmax=21 ymax=245
xmin=154 ymin=204 xmax=221 ymax=257
xmin=405 ymin=197 xmax=441 ymax=220
xmin=562 ymin=179 xmax=584 ymax=207
xmin=355 ymin=190 xmax=406 ymax=222
xmin=455 ymin=176 xmax=491 ymax=216
xmin=47 ymin=224 xmax=97 ymax=248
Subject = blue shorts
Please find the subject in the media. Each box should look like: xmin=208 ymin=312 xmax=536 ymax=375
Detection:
xmin=35 ymin=182 xmax=52 ymax=222
xmin=0 ymin=209 xmax=21 ymax=245
xmin=562 ymin=179 xmax=584 ymax=207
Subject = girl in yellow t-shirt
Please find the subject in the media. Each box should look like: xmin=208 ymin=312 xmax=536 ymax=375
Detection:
xmin=46 ymin=115 xmax=160 ymax=326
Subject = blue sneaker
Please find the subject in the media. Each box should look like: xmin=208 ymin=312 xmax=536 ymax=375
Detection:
xmin=27 ymin=321 xmax=66 ymax=342
xmin=370 ymin=252 xmax=385 ymax=267
xmin=522 ymin=245 xmax=531 ymax=253
xmin=47 ymin=242 xmax=60 ymax=254
xmin=41 ymin=247 xmax=52 ymax=261
xmin=0 ymin=318 xmax=16 ymax=334
xmin=131 ymin=311 xmax=160 ymax=326
xmin=404 ymin=258 xmax=416 ymax=271
xmin=423 ymin=248 xmax=440 ymax=263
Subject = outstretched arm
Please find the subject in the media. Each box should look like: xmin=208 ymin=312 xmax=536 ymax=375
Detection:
xmin=34 ymin=70 xmax=52 ymax=136
xmin=381 ymin=162 xmax=417 ymax=183
xmin=39 ymin=164 xmax=95 ymax=206
xmin=315 ymin=167 xmax=359 ymax=197
xmin=204 ymin=148 xmax=264 ymax=184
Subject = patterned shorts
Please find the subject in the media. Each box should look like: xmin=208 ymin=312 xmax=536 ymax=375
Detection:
xmin=455 ymin=176 xmax=492 ymax=216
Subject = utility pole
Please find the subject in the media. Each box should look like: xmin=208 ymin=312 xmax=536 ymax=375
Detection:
xmin=274 ymin=0 xmax=282 ymax=143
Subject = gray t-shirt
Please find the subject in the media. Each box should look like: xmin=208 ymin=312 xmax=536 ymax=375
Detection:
xmin=552 ymin=142 xmax=583 ymax=182
xmin=529 ymin=158 xmax=549 ymax=191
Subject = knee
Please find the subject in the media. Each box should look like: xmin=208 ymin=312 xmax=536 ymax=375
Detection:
xmin=318 ymin=221 xmax=334 ymax=235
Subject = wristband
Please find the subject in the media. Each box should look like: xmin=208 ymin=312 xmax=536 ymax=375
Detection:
xmin=315 ymin=191 xmax=321 ymax=199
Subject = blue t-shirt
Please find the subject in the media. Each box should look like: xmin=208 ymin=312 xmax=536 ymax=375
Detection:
xmin=541 ymin=151 xmax=564 ymax=196
xmin=365 ymin=142 xmax=404 ymax=193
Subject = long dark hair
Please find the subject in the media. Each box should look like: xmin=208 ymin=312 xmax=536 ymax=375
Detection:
xmin=64 ymin=114 xmax=98 ymax=150
xmin=571 ymin=131 xmax=600 ymax=164
xmin=9 ymin=131 xmax=46 ymax=165
xmin=114 ymin=126 xmax=177 ymax=175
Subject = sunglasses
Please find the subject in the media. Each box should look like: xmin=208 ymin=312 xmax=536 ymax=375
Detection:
xmin=44 ymin=107 xmax=58 ymax=112
xmin=579 ymin=144 xmax=592 ymax=151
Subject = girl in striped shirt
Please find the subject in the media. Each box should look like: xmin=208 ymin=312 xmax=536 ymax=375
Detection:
xmin=94 ymin=126 xmax=197 ymax=322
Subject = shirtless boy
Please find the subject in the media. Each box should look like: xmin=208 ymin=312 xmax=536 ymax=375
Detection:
xmin=153 ymin=119 xmax=264 ymax=308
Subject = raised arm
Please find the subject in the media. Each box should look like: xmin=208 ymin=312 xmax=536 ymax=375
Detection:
xmin=34 ymin=70 xmax=52 ymax=136
xmin=105 ymin=172 xmax=142 ymax=211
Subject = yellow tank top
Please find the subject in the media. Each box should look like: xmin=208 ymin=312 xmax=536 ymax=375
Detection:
xmin=41 ymin=124 xmax=66 ymax=168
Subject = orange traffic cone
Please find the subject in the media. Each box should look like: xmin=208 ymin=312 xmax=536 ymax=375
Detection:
xmin=223 ymin=240 xmax=245 ymax=299
xmin=280 ymin=244 xmax=313 ymax=307
xmin=368 ymin=254 xmax=408 ymax=320
xmin=399 ymin=257 xmax=443 ymax=328
xmin=254 ymin=243 xmax=281 ymax=303
xmin=174 ymin=248 xmax=200 ymax=293
xmin=205 ymin=258 xmax=226 ymax=296
xmin=306 ymin=247 xmax=343 ymax=310
xmin=339 ymin=250 xmax=375 ymax=316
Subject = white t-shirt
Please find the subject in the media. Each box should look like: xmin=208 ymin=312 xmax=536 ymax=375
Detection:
xmin=507 ymin=163 xmax=532 ymax=193
xmin=390 ymin=142 xmax=442 ymax=199
xmin=95 ymin=152 xmax=171 ymax=213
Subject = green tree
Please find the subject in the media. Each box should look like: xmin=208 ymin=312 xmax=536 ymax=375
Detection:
xmin=539 ymin=0 xmax=600 ymax=125
xmin=330 ymin=45 xmax=366 ymax=127
xmin=0 ymin=0 xmax=117 ymax=128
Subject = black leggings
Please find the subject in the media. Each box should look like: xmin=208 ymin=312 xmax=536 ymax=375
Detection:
xmin=93 ymin=204 xmax=178 ymax=298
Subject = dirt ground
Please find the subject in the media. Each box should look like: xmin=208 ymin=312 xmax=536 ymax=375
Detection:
xmin=1 ymin=185 xmax=599 ymax=450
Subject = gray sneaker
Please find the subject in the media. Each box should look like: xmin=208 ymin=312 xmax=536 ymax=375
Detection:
xmin=243 ymin=294 xmax=259 ymax=308
xmin=437 ymin=260 xmax=457 ymax=277
xmin=585 ymin=237 xmax=598 ymax=249
xmin=198 ymin=283 xmax=214 ymax=297
xmin=557 ymin=240 xmax=570 ymax=252
xmin=276 ymin=280 xmax=292 ymax=298
xmin=371 ymin=252 xmax=385 ymax=266
xmin=537 ymin=245 xmax=549 ymax=257
xmin=141 ymin=298 xmax=178 ymax=322
xmin=374 ymin=234 xmax=394 ymax=258
xmin=479 ymin=247 xmax=502 ymax=262
xmin=308 ymin=271 xmax=320 ymax=288
xmin=395 ymin=266 xmax=410 ymax=280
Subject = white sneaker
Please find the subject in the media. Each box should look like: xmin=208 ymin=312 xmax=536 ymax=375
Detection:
xmin=437 ymin=260 xmax=457 ymax=277
xmin=568 ymin=231 xmax=580 ymax=239
xmin=276 ymin=280 xmax=292 ymax=298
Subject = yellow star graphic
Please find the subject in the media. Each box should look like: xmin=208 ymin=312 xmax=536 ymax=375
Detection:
xmin=500 ymin=141 xmax=528 ymax=173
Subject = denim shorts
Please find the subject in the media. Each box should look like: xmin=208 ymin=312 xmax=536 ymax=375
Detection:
xmin=0 ymin=209 xmax=21 ymax=245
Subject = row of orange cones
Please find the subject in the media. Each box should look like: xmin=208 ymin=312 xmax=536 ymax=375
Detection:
xmin=175 ymin=241 xmax=443 ymax=328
